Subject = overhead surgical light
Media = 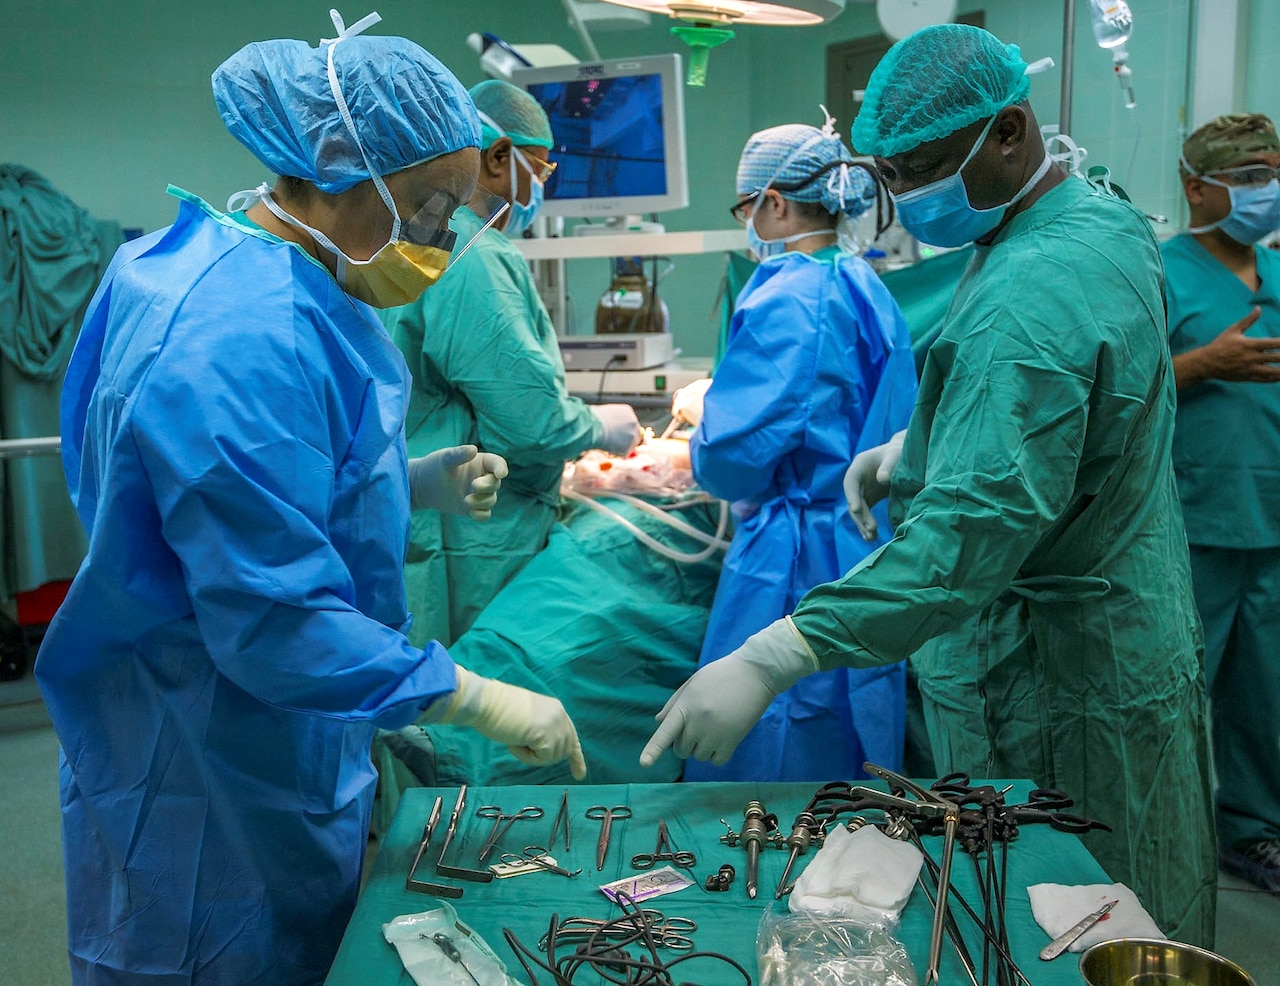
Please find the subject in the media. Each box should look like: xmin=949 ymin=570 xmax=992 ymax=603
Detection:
xmin=595 ymin=0 xmax=848 ymax=84
xmin=875 ymin=0 xmax=957 ymax=41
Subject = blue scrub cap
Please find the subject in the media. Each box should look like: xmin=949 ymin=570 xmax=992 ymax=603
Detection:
xmin=852 ymin=24 xmax=1041 ymax=158
xmin=737 ymin=114 xmax=877 ymax=219
xmin=470 ymin=79 xmax=554 ymax=150
xmin=212 ymin=10 xmax=481 ymax=194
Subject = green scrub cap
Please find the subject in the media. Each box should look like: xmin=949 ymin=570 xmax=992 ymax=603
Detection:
xmin=470 ymin=79 xmax=554 ymax=150
xmin=1181 ymin=113 xmax=1280 ymax=175
xmin=852 ymin=24 xmax=1033 ymax=158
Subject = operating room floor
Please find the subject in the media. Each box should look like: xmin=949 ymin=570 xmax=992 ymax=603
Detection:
xmin=3 ymin=675 xmax=1277 ymax=986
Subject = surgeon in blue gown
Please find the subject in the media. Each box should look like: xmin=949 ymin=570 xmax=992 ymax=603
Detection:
xmin=35 ymin=13 xmax=583 ymax=986
xmin=676 ymin=120 xmax=918 ymax=782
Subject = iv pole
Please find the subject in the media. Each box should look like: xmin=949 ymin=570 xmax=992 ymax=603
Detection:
xmin=1060 ymin=0 xmax=1076 ymax=135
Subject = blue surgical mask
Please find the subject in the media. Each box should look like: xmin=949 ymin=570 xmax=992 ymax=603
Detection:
xmin=505 ymin=148 xmax=544 ymax=238
xmin=1189 ymin=177 xmax=1280 ymax=245
xmin=893 ymin=115 xmax=1053 ymax=248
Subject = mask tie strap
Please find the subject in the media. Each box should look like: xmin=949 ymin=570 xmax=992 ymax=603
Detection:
xmin=321 ymin=9 xmax=402 ymax=245
xmin=226 ymin=182 xmax=272 ymax=214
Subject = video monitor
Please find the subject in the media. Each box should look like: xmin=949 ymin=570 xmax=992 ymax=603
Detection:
xmin=513 ymin=54 xmax=689 ymax=218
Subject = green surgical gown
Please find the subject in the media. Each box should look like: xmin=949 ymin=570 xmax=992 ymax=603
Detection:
xmin=1164 ymin=235 xmax=1280 ymax=851
xmin=792 ymin=176 xmax=1217 ymax=946
xmin=381 ymin=206 xmax=603 ymax=648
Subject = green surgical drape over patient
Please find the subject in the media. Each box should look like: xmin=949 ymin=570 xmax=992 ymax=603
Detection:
xmin=792 ymin=177 xmax=1218 ymax=947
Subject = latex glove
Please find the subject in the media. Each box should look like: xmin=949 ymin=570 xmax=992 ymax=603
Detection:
xmin=670 ymin=377 xmax=713 ymax=427
xmin=843 ymin=429 xmax=906 ymax=542
xmin=441 ymin=667 xmax=587 ymax=779
xmin=408 ymin=445 xmax=508 ymax=520
xmin=639 ymin=616 xmax=818 ymax=767
xmin=590 ymin=403 xmax=641 ymax=456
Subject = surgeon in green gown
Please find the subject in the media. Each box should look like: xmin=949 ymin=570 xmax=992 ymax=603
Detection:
xmin=641 ymin=24 xmax=1217 ymax=946
xmin=381 ymin=80 xmax=640 ymax=648
xmin=1165 ymin=113 xmax=1280 ymax=894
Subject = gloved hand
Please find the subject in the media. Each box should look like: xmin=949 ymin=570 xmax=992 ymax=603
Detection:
xmin=408 ymin=445 xmax=508 ymax=520
xmin=639 ymin=616 xmax=818 ymax=768
xmin=843 ymin=429 xmax=906 ymax=542
xmin=590 ymin=403 xmax=641 ymax=456
xmin=670 ymin=377 xmax=713 ymax=427
xmin=441 ymin=667 xmax=587 ymax=779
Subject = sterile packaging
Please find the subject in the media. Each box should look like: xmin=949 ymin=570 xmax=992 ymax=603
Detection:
xmin=788 ymin=824 xmax=923 ymax=924
xmin=383 ymin=903 xmax=524 ymax=986
xmin=599 ymin=864 xmax=696 ymax=904
xmin=757 ymin=908 xmax=919 ymax=986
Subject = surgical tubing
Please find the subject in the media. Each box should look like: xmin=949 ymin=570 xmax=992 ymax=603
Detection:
xmin=606 ymin=491 xmax=729 ymax=547
xmin=561 ymin=489 xmax=730 ymax=564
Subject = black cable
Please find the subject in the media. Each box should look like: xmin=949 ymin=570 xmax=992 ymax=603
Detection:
xmin=598 ymin=353 xmax=627 ymax=402
xmin=503 ymin=892 xmax=752 ymax=986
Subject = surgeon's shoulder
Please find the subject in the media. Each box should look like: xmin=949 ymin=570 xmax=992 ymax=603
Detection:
xmin=170 ymin=235 xmax=373 ymax=385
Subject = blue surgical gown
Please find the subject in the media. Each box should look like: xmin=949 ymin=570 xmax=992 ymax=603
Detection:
xmin=684 ymin=246 xmax=918 ymax=782
xmin=35 ymin=188 xmax=457 ymax=986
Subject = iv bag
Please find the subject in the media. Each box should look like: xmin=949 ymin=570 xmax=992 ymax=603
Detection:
xmin=1089 ymin=0 xmax=1132 ymax=48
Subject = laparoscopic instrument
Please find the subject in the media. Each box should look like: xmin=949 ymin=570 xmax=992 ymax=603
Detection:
xmin=719 ymin=800 xmax=780 ymax=899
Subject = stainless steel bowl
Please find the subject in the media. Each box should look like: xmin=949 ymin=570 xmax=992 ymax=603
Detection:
xmin=1080 ymin=938 xmax=1257 ymax=986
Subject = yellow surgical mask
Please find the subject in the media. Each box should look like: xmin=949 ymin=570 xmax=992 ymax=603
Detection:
xmin=336 ymin=239 xmax=451 ymax=308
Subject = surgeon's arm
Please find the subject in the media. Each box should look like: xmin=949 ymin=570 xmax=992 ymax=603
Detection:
xmin=689 ymin=292 xmax=817 ymax=502
xmin=438 ymin=271 xmax=604 ymax=465
xmin=132 ymin=355 xmax=459 ymax=731
xmin=792 ymin=320 xmax=1094 ymax=669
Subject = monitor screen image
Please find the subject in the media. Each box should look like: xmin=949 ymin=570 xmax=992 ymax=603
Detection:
xmin=527 ymin=73 xmax=667 ymax=201
xmin=514 ymin=54 xmax=688 ymax=218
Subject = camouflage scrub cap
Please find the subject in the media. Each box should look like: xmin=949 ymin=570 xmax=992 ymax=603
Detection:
xmin=1181 ymin=113 xmax=1280 ymax=175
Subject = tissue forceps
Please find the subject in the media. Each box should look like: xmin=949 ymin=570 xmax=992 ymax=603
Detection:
xmin=475 ymin=804 xmax=544 ymax=862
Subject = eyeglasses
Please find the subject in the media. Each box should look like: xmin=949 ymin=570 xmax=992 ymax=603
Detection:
xmin=729 ymin=191 xmax=761 ymax=226
xmin=520 ymin=154 xmax=558 ymax=184
xmin=1203 ymin=164 xmax=1280 ymax=187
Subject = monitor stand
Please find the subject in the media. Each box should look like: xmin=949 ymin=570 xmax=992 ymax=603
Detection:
xmin=573 ymin=215 xmax=666 ymax=237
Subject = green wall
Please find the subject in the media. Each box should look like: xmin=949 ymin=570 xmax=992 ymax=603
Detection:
xmin=1 ymin=0 xmax=1271 ymax=358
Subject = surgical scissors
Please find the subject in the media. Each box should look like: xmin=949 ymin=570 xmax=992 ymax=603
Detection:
xmin=475 ymin=805 xmax=544 ymax=862
xmin=585 ymin=805 xmax=632 ymax=871
xmin=538 ymin=910 xmax=697 ymax=952
xmin=1004 ymin=788 xmax=1112 ymax=835
xmin=498 ymin=846 xmax=582 ymax=878
xmin=630 ymin=819 xmax=696 ymax=871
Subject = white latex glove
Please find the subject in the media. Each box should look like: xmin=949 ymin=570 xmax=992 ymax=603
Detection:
xmin=408 ymin=445 xmax=508 ymax=520
xmin=440 ymin=667 xmax=587 ymax=779
xmin=590 ymin=403 xmax=641 ymax=456
xmin=639 ymin=616 xmax=818 ymax=768
xmin=670 ymin=377 xmax=713 ymax=427
xmin=843 ymin=429 xmax=906 ymax=542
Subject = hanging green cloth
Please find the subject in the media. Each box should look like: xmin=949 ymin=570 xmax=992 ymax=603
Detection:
xmin=0 ymin=165 xmax=105 ymax=378
xmin=0 ymin=165 xmax=120 ymax=600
